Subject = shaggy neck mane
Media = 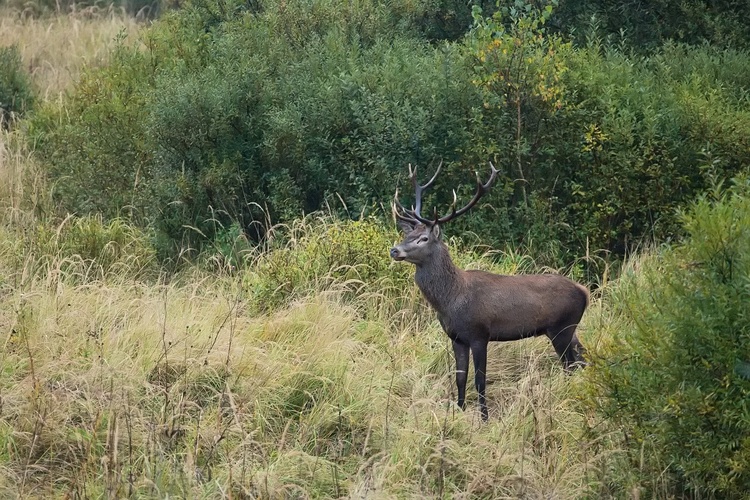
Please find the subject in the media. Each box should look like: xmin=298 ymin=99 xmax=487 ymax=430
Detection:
xmin=413 ymin=241 xmax=463 ymax=312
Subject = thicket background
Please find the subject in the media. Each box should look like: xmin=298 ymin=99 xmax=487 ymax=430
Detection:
xmin=1 ymin=0 xmax=749 ymax=497
xmin=20 ymin=0 xmax=750 ymax=266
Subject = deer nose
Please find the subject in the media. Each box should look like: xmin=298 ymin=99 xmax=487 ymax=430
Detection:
xmin=390 ymin=247 xmax=406 ymax=261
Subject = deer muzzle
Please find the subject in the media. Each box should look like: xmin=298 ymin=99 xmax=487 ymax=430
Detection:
xmin=390 ymin=246 xmax=406 ymax=261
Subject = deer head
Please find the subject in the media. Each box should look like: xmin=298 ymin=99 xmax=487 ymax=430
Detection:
xmin=390 ymin=161 xmax=499 ymax=265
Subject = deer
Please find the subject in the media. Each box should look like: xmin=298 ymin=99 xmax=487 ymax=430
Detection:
xmin=390 ymin=162 xmax=588 ymax=421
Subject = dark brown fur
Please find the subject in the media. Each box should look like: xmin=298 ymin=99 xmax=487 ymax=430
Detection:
xmin=391 ymin=221 xmax=588 ymax=421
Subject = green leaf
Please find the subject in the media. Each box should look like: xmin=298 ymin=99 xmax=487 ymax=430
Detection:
xmin=735 ymin=361 xmax=750 ymax=381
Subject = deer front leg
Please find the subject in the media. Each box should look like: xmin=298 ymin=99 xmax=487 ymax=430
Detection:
xmin=452 ymin=340 xmax=470 ymax=410
xmin=471 ymin=340 xmax=489 ymax=421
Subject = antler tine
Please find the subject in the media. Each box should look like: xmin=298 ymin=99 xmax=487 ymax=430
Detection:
xmin=435 ymin=161 xmax=499 ymax=225
xmin=392 ymin=188 xmax=416 ymax=224
xmin=408 ymin=161 xmax=442 ymax=220
xmin=407 ymin=164 xmax=422 ymax=217
xmin=395 ymin=159 xmax=496 ymax=227
xmin=393 ymin=186 xmax=433 ymax=226
xmin=423 ymin=160 xmax=443 ymax=189
xmin=391 ymin=161 xmax=443 ymax=225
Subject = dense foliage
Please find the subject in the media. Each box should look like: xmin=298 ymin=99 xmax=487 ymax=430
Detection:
xmin=553 ymin=0 xmax=750 ymax=51
xmin=0 ymin=45 xmax=35 ymax=129
xmin=30 ymin=0 xmax=478 ymax=258
xmin=584 ymin=177 xmax=750 ymax=497
xmin=245 ymin=216 xmax=414 ymax=312
xmin=28 ymin=0 xmax=750 ymax=265
xmin=9 ymin=0 xmax=750 ymax=50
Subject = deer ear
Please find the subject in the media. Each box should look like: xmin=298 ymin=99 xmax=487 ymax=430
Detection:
xmin=397 ymin=219 xmax=416 ymax=234
xmin=430 ymin=224 xmax=441 ymax=239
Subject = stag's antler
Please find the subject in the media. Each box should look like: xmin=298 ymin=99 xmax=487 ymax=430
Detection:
xmin=393 ymin=161 xmax=498 ymax=226
xmin=393 ymin=161 xmax=442 ymax=225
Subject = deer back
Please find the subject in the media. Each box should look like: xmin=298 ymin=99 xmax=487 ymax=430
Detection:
xmin=455 ymin=271 xmax=589 ymax=340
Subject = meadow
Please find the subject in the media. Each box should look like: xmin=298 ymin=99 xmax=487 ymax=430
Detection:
xmin=1 ymin=3 xmax=749 ymax=498
xmin=0 ymin=10 xmax=619 ymax=497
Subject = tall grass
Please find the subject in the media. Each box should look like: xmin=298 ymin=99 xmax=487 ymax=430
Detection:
xmin=0 ymin=219 xmax=618 ymax=497
xmin=0 ymin=131 xmax=41 ymax=225
xmin=0 ymin=4 xmax=146 ymax=269
xmin=0 ymin=3 xmax=141 ymax=229
xmin=0 ymin=7 xmax=629 ymax=498
xmin=0 ymin=5 xmax=141 ymax=99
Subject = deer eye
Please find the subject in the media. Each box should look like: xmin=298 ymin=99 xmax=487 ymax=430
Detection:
xmin=418 ymin=236 xmax=429 ymax=243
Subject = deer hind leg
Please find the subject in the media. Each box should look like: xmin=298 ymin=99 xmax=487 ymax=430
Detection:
xmin=470 ymin=340 xmax=489 ymax=421
xmin=548 ymin=322 xmax=587 ymax=370
xmin=452 ymin=340 xmax=470 ymax=410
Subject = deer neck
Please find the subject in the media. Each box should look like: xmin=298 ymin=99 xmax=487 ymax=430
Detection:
xmin=414 ymin=245 xmax=464 ymax=313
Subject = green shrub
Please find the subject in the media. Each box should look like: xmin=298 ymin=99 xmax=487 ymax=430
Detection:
xmin=549 ymin=0 xmax=750 ymax=51
xmin=32 ymin=0 xmax=479 ymax=260
xmin=247 ymin=215 xmax=411 ymax=311
xmin=0 ymin=45 xmax=35 ymax=129
xmin=460 ymin=1 xmax=577 ymax=261
xmin=583 ymin=176 xmax=750 ymax=496
xmin=559 ymin=42 xmax=750 ymax=254
xmin=463 ymin=6 xmax=750 ymax=261
xmin=29 ymin=0 xmax=750 ymax=269
xmin=30 ymin=43 xmax=153 ymax=221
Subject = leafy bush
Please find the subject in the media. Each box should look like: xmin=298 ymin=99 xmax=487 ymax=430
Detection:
xmin=29 ymin=0 xmax=750 ymax=268
xmin=550 ymin=0 xmax=750 ymax=51
xmin=31 ymin=0 xmax=480 ymax=259
xmin=559 ymin=42 xmax=750 ymax=254
xmin=30 ymin=43 xmax=152 ymax=221
xmin=0 ymin=45 xmax=35 ymax=129
xmin=247 ymin=215 xmax=412 ymax=311
xmin=583 ymin=177 xmax=750 ymax=496
xmin=465 ymin=5 xmax=750 ymax=257
xmin=460 ymin=2 xmax=576 ymax=260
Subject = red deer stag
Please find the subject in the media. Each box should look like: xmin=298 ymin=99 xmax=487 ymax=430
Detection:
xmin=390 ymin=162 xmax=588 ymax=421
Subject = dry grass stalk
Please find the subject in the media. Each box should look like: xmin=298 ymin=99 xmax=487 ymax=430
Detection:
xmin=0 ymin=6 xmax=141 ymax=98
